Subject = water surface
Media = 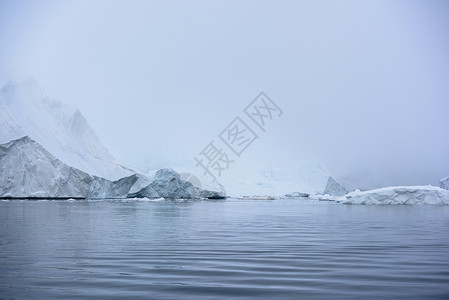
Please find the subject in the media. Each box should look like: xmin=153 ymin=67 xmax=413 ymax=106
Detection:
xmin=1 ymin=199 xmax=448 ymax=299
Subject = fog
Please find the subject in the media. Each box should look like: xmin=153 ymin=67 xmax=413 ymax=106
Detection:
xmin=1 ymin=0 xmax=448 ymax=189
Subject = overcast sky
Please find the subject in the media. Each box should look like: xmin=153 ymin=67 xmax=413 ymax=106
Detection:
xmin=1 ymin=0 xmax=448 ymax=189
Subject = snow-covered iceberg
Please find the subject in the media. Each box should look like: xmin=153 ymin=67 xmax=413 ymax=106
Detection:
xmin=341 ymin=186 xmax=449 ymax=205
xmin=0 ymin=78 xmax=134 ymax=181
xmin=440 ymin=177 xmax=449 ymax=190
xmin=0 ymin=136 xmax=137 ymax=198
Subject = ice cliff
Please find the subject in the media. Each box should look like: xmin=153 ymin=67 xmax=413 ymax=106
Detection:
xmin=0 ymin=136 xmax=93 ymax=198
xmin=0 ymin=136 xmax=137 ymax=198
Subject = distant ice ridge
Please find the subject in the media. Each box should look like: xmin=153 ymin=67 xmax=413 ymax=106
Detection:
xmin=340 ymin=186 xmax=449 ymax=205
xmin=0 ymin=78 xmax=134 ymax=181
xmin=215 ymin=160 xmax=335 ymax=198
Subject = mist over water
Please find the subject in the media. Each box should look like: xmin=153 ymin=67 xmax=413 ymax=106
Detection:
xmin=0 ymin=0 xmax=448 ymax=189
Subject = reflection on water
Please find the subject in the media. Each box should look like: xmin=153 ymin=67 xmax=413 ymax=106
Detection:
xmin=1 ymin=199 xmax=448 ymax=299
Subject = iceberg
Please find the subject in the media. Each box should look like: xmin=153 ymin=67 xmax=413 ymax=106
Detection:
xmin=0 ymin=79 xmax=134 ymax=181
xmin=0 ymin=136 xmax=137 ymax=198
xmin=341 ymin=186 xmax=449 ymax=205
xmin=128 ymin=168 xmax=227 ymax=199
xmin=195 ymin=186 xmax=226 ymax=199
xmin=323 ymin=176 xmax=348 ymax=196
xmin=440 ymin=177 xmax=449 ymax=190
xmin=0 ymin=136 xmax=93 ymax=198
xmin=127 ymin=168 xmax=196 ymax=199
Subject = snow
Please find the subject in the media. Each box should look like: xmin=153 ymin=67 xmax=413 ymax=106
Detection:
xmin=440 ymin=176 xmax=449 ymax=190
xmin=340 ymin=186 xmax=449 ymax=205
xmin=0 ymin=78 xmax=134 ymax=181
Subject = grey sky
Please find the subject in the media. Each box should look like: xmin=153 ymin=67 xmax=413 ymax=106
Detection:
xmin=1 ymin=0 xmax=448 ymax=189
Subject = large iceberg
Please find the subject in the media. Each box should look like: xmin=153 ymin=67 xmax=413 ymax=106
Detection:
xmin=341 ymin=186 xmax=449 ymax=205
xmin=0 ymin=136 xmax=137 ymax=198
xmin=0 ymin=78 xmax=134 ymax=181
xmin=0 ymin=136 xmax=93 ymax=198
xmin=440 ymin=177 xmax=449 ymax=190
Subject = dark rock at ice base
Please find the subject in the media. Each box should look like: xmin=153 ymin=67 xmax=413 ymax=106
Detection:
xmin=0 ymin=136 xmax=138 ymax=198
xmin=284 ymin=192 xmax=310 ymax=198
xmin=87 ymin=174 xmax=138 ymax=198
xmin=440 ymin=177 xmax=449 ymax=190
xmin=128 ymin=168 xmax=196 ymax=199
xmin=323 ymin=176 xmax=348 ymax=196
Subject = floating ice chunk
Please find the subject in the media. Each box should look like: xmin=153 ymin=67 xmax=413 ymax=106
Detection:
xmin=341 ymin=186 xmax=449 ymax=205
